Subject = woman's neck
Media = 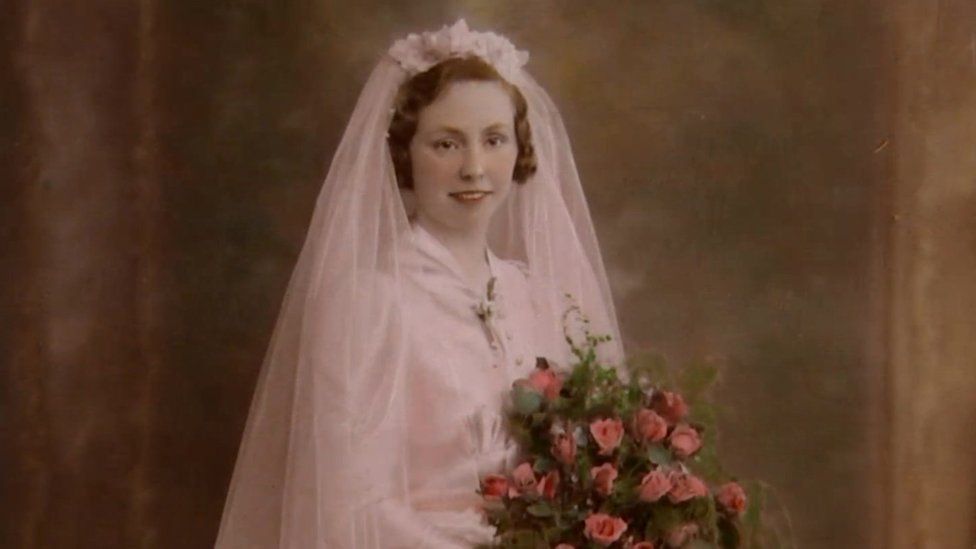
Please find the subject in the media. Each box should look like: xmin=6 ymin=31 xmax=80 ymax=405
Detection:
xmin=415 ymin=214 xmax=491 ymax=290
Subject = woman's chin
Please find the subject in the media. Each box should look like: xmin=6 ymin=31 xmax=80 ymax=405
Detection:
xmin=442 ymin=212 xmax=495 ymax=234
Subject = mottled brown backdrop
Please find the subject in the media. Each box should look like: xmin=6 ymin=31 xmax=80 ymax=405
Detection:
xmin=3 ymin=1 xmax=974 ymax=548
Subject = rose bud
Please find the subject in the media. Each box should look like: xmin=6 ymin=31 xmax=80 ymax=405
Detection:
xmin=583 ymin=513 xmax=628 ymax=546
xmin=638 ymin=468 xmax=672 ymax=502
xmin=480 ymin=474 xmax=509 ymax=501
xmin=589 ymin=418 xmax=625 ymax=456
xmin=650 ymin=390 xmax=688 ymax=425
xmin=538 ymin=470 xmax=560 ymax=500
xmin=664 ymin=522 xmax=699 ymax=548
xmin=590 ymin=463 xmax=619 ymax=497
xmin=633 ymin=408 xmax=668 ymax=443
xmin=668 ymin=423 xmax=702 ymax=459
xmin=716 ymin=481 xmax=748 ymax=517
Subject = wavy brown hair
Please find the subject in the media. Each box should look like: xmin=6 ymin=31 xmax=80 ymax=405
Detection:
xmin=387 ymin=56 xmax=537 ymax=189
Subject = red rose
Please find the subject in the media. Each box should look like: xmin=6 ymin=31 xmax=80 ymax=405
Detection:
xmin=480 ymin=474 xmax=509 ymax=501
xmin=511 ymin=462 xmax=537 ymax=495
xmin=633 ymin=408 xmax=668 ymax=443
xmin=590 ymin=463 xmax=619 ymax=497
xmin=668 ymin=424 xmax=702 ymax=460
xmin=589 ymin=418 xmax=625 ymax=456
xmin=528 ymin=367 xmax=563 ymax=400
xmin=651 ymin=390 xmax=688 ymax=425
xmin=583 ymin=513 xmax=628 ymax=546
xmin=716 ymin=481 xmax=747 ymax=517
xmin=638 ymin=469 xmax=672 ymax=502
xmin=666 ymin=471 xmax=708 ymax=503
xmin=538 ymin=470 xmax=560 ymax=500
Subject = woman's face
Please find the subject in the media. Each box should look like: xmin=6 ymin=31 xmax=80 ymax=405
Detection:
xmin=409 ymin=80 xmax=518 ymax=234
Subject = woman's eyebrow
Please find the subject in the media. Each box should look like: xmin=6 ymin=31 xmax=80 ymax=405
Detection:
xmin=481 ymin=122 xmax=511 ymax=133
xmin=427 ymin=122 xmax=512 ymax=135
xmin=424 ymin=126 xmax=465 ymax=138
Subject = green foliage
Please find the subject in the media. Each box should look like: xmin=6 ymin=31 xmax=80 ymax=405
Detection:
xmin=526 ymin=502 xmax=554 ymax=518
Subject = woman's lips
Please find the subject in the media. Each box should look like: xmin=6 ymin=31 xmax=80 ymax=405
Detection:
xmin=449 ymin=190 xmax=492 ymax=203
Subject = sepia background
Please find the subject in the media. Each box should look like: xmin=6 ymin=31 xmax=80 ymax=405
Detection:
xmin=2 ymin=1 xmax=974 ymax=547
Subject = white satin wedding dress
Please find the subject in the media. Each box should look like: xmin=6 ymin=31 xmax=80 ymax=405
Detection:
xmin=394 ymin=220 xmax=544 ymax=547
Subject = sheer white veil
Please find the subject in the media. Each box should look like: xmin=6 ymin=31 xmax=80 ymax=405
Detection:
xmin=215 ymin=20 xmax=624 ymax=548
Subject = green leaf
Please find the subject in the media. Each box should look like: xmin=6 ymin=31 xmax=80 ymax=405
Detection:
xmin=526 ymin=502 xmax=554 ymax=517
xmin=514 ymin=385 xmax=543 ymax=415
xmin=509 ymin=529 xmax=544 ymax=548
xmin=647 ymin=443 xmax=672 ymax=466
xmin=647 ymin=503 xmax=683 ymax=538
xmin=686 ymin=496 xmax=715 ymax=521
xmin=575 ymin=455 xmax=593 ymax=492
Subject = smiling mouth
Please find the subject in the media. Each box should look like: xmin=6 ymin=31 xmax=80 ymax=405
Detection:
xmin=449 ymin=191 xmax=493 ymax=202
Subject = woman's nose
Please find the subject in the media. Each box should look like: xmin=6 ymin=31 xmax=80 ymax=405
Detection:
xmin=459 ymin=146 xmax=485 ymax=181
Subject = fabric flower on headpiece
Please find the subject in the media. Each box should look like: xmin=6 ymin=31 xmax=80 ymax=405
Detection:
xmin=388 ymin=19 xmax=529 ymax=81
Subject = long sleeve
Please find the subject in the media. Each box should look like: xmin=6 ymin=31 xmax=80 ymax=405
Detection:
xmin=216 ymin=269 xmax=497 ymax=548
xmin=307 ymin=275 xmax=497 ymax=549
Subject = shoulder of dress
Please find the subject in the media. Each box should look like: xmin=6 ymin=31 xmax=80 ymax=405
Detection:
xmin=345 ymin=270 xmax=406 ymax=317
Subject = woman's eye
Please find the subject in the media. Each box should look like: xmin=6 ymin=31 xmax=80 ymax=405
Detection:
xmin=486 ymin=135 xmax=509 ymax=147
xmin=434 ymin=140 xmax=459 ymax=151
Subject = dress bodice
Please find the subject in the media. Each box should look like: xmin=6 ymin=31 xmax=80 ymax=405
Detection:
xmin=399 ymin=222 xmax=544 ymax=544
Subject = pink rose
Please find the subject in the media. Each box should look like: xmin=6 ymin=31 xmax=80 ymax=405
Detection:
xmin=668 ymin=424 xmax=702 ymax=459
xmin=716 ymin=481 xmax=747 ymax=517
xmin=538 ymin=470 xmax=560 ymax=500
xmin=651 ymin=390 xmax=688 ymax=425
xmin=480 ymin=474 xmax=509 ymax=501
xmin=512 ymin=462 xmax=538 ymax=495
xmin=633 ymin=408 xmax=668 ymax=443
xmin=589 ymin=418 xmax=625 ymax=456
xmin=583 ymin=513 xmax=628 ymax=546
xmin=664 ymin=522 xmax=699 ymax=548
xmin=528 ymin=367 xmax=563 ymax=400
xmin=667 ymin=471 xmax=708 ymax=503
xmin=638 ymin=469 xmax=672 ymax=502
xmin=551 ymin=432 xmax=577 ymax=465
xmin=590 ymin=463 xmax=619 ymax=497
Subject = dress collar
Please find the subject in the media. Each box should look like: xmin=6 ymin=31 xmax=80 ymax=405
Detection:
xmin=409 ymin=220 xmax=500 ymax=297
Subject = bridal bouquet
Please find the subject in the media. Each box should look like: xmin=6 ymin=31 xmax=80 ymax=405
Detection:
xmin=475 ymin=307 xmax=766 ymax=549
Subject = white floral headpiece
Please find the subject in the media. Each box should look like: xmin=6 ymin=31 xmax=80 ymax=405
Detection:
xmin=387 ymin=19 xmax=529 ymax=82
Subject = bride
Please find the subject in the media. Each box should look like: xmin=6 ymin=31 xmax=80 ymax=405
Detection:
xmin=215 ymin=20 xmax=624 ymax=548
